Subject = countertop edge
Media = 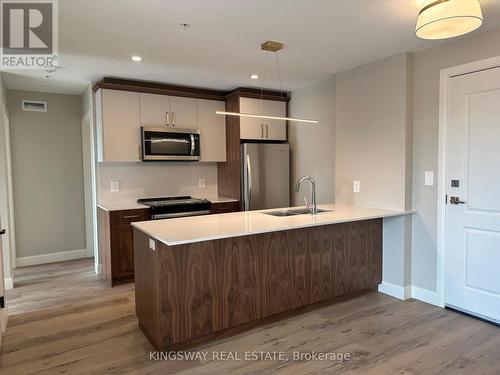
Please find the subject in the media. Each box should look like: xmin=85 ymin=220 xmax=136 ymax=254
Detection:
xmin=132 ymin=209 xmax=415 ymax=247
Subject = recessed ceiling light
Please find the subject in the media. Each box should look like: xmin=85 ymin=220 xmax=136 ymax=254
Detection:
xmin=250 ymin=74 xmax=259 ymax=80
xmin=131 ymin=56 xmax=142 ymax=62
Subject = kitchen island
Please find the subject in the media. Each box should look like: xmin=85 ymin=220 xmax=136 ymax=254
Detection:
xmin=132 ymin=204 xmax=412 ymax=350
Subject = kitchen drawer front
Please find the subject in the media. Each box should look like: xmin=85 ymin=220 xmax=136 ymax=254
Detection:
xmin=210 ymin=201 xmax=239 ymax=214
xmin=110 ymin=209 xmax=150 ymax=226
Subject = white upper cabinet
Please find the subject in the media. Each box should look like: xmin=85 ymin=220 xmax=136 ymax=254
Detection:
xmin=263 ymin=99 xmax=287 ymax=140
xmin=96 ymin=89 xmax=141 ymax=162
xmin=95 ymin=87 xmax=226 ymax=163
xmin=139 ymin=94 xmax=197 ymax=129
xmin=197 ymin=99 xmax=226 ymax=162
xmin=239 ymin=97 xmax=264 ymax=140
xmin=170 ymin=96 xmax=198 ymax=129
xmin=139 ymin=93 xmax=170 ymax=127
xmin=239 ymin=97 xmax=286 ymax=141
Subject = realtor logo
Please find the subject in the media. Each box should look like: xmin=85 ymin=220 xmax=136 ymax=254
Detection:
xmin=1 ymin=0 xmax=58 ymax=69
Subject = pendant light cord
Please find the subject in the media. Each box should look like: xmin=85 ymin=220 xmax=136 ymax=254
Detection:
xmin=259 ymin=46 xmax=286 ymax=115
xmin=275 ymin=51 xmax=285 ymax=103
xmin=260 ymin=51 xmax=269 ymax=115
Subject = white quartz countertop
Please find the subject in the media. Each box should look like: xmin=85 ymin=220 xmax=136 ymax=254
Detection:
xmin=97 ymin=196 xmax=238 ymax=212
xmin=97 ymin=200 xmax=149 ymax=211
xmin=131 ymin=204 xmax=414 ymax=246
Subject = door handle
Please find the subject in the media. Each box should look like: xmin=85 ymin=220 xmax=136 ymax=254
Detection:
xmin=123 ymin=215 xmax=139 ymax=219
xmin=246 ymin=154 xmax=252 ymax=211
xmin=450 ymin=196 xmax=466 ymax=205
xmin=0 ymin=229 xmax=5 ymax=235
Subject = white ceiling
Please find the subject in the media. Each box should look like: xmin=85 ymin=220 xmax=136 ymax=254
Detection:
xmin=2 ymin=0 xmax=500 ymax=95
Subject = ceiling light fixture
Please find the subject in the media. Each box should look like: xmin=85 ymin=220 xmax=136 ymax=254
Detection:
xmin=131 ymin=55 xmax=142 ymax=62
xmin=416 ymin=0 xmax=483 ymax=40
xmin=250 ymin=74 xmax=259 ymax=80
xmin=216 ymin=41 xmax=319 ymax=124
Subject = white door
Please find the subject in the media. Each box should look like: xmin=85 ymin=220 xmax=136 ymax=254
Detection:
xmin=139 ymin=93 xmax=170 ymax=127
xmin=445 ymin=67 xmax=500 ymax=323
xmin=170 ymin=96 xmax=197 ymax=129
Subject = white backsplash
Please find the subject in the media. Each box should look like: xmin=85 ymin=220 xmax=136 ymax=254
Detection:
xmin=98 ymin=163 xmax=218 ymax=203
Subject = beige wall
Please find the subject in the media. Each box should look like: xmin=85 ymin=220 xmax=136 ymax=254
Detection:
xmin=289 ymin=77 xmax=336 ymax=206
xmin=335 ymin=53 xmax=413 ymax=288
xmin=412 ymin=28 xmax=500 ymax=292
xmin=98 ymin=163 xmax=218 ymax=203
xmin=335 ymin=53 xmax=413 ymax=211
xmin=7 ymin=90 xmax=85 ymax=259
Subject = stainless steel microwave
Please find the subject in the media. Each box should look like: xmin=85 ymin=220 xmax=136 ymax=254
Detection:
xmin=141 ymin=127 xmax=201 ymax=161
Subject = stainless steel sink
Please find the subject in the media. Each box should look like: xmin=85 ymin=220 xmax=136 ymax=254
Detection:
xmin=263 ymin=208 xmax=332 ymax=217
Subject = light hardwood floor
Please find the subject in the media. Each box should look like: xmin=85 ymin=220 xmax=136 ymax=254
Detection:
xmin=1 ymin=259 xmax=499 ymax=374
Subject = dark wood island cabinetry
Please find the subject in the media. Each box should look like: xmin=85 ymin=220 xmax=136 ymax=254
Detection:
xmin=133 ymin=218 xmax=382 ymax=350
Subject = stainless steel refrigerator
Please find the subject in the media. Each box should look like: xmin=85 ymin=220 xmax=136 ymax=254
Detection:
xmin=241 ymin=143 xmax=290 ymax=211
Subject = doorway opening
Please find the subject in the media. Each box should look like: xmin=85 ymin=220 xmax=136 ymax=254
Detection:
xmin=0 ymin=73 xmax=98 ymax=293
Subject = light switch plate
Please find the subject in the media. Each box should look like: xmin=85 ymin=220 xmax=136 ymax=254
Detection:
xmin=149 ymin=239 xmax=156 ymax=251
xmin=198 ymin=178 xmax=206 ymax=188
xmin=425 ymin=171 xmax=434 ymax=186
xmin=110 ymin=181 xmax=120 ymax=193
xmin=353 ymin=180 xmax=360 ymax=193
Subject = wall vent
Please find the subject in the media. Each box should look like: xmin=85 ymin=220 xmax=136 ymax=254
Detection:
xmin=22 ymin=100 xmax=47 ymax=112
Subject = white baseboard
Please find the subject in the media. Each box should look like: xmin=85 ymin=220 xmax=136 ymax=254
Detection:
xmin=16 ymin=249 xmax=87 ymax=267
xmin=378 ymin=282 xmax=412 ymax=300
xmin=411 ymin=286 xmax=440 ymax=307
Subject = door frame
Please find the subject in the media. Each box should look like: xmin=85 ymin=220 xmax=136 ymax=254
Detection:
xmin=82 ymin=111 xmax=97 ymax=264
xmin=0 ymin=103 xmax=15 ymax=287
xmin=437 ymin=55 xmax=500 ymax=308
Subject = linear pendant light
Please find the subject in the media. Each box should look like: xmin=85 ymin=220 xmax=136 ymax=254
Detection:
xmin=215 ymin=111 xmax=319 ymax=124
xmin=216 ymin=41 xmax=319 ymax=124
xmin=416 ymin=0 xmax=483 ymax=40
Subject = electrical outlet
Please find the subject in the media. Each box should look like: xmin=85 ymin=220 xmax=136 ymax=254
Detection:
xmin=425 ymin=171 xmax=434 ymax=186
xmin=149 ymin=239 xmax=156 ymax=251
xmin=198 ymin=178 xmax=206 ymax=188
xmin=110 ymin=181 xmax=120 ymax=193
xmin=353 ymin=180 xmax=360 ymax=193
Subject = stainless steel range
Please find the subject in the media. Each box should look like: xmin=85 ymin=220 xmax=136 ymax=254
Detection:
xmin=137 ymin=196 xmax=211 ymax=220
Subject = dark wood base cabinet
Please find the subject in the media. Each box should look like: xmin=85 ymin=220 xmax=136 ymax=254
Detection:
xmin=209 ymin=201 xmax=239 ymax=214
xmin=134 ymin=219 xmax=382 ymax=350
xmin=98 ymin=207 xmax=149 ymax=287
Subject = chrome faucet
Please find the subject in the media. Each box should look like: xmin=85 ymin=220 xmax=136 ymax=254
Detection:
xmin=295 ymin=176 xmax=317 ymax=215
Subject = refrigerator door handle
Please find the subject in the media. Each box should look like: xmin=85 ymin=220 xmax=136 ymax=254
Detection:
xmin=246 ymin=154 xmax=252 ymax=211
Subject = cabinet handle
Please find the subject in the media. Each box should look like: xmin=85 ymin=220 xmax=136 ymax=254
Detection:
xmin=172 ymin=112 xmax=176 ymax=127
xmin=266 ymin=124 xmax=269 ymax=138
xmin=261 ymin=124 xmax=264 ymax=138
xmin=166 ymin=112 xmax=170 ymax=127
xmin=123 ymin=215 xmax=139 ymax=219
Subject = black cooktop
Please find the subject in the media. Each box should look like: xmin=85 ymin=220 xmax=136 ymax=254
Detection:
xmin=137 ymin=195 xmax=210 ymax=208
xmin=137 ymin=196 xmax=212 ymax=218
